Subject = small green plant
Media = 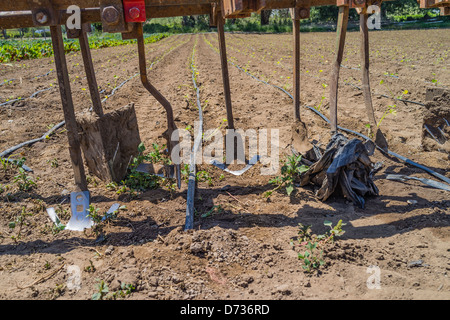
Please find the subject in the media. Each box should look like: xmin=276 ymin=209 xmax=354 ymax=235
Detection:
xmin=92 ymin=279 xmax=109 ymax=300
xmin=47 ymin=158 xmax=58 ymax=168
xmin=298 ymin=241 xmax=325 ymax=273
xmin=84 ymin=260 xmax=96 ymax=273
xmin=314 ymin=83 xmax=328 ymax=112
xmin=292 ymin=220 xmax=346 ymax=274
xmin=122 ymin=143 xmax=173 ymax=193
xmin=181 ymin=164 xmax=214 ymax=186
xmin=318 ymin=220 xmax=346 ymax=244
xmin=200 ymin=205 xmax=223 ymax=218
xmin=13 ymin=167 xmax=36 ymax=191
xmin=9 ymin=206 xmax=33 ymax=242
xmin=377 ymin=80 xmax=408 ymax=128
xmin=264 ymin=154 xmax=309 ymax=197
xmin=91 ymin=279 xmax=134 ymax=300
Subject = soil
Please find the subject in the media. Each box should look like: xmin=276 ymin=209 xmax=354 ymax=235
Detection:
xmin=0 ymin=29 xmax=449 ymax=301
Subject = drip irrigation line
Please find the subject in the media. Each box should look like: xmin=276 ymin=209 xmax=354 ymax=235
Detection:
xmin=204 ymin=37 xmax=450 ymax=187
xmin=185 ymin=36 xmax=203 ymax=231
xmin=0 ymin=87 xmax=55 ymax=107
xmin=0 ymin=120 xmax=65 ymax=159
xmin=0 ymin=79 xmax=16 ymax=87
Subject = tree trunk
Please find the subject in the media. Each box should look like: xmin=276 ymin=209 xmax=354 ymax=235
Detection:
xmin=260 ymin=10 xmax=272 ymax=25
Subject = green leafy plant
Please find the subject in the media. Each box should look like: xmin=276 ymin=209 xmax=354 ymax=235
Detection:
xmin=318 ymin=220 xmax=346 ymax=244
xmin=9 ymin=206 xmax=33 ymax=242
xmin=298 ymin=241 xmax=325 ymax=273
xmin=92 ymin=279 xmax=109 ymax=300
xmin=292 ymin=220 xmax=346 ymax=273
xmin=200 ymin=205 xmax=223 ymax=218
xmin=265 ymin=154 xmax=309 ymax=197
xmin=377 ymin=80 xmax=408 ymax=128
xmin=13 ymin=167 xmax=36 ymax=191
xmin=314 ymin=83 xmax=328 ymax=112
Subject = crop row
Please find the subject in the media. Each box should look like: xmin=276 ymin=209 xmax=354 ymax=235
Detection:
xmin=0 ymin=33 xmax=169 ymax=63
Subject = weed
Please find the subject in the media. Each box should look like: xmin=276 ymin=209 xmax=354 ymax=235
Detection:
xmin=181 ymin=164 xmax=214 ymax=186
xmin=92 ymin=279 xmax=134 ymax=300
xmin=298 ymin=241 xmax=325 ymax=273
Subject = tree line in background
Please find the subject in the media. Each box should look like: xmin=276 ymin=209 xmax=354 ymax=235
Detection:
xmin=1 ymin=0 xmax=447 ymax=39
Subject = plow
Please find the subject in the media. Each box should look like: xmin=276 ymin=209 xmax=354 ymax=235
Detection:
xmin=0 ymin=0 xmax=449 ymax=231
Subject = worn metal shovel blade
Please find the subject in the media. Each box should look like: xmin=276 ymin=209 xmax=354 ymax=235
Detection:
xmin=291 ymin=120 xmax=313 ymax=155
xmin=210 ymin=155 xmax=261 ymax=176
xmin=374 ymin=128 xmax=389 ymax=152
xmin=136 ymin=163 xmax=176 ymax=179
xmin=66 ymin=191 xmax=93 ymax=231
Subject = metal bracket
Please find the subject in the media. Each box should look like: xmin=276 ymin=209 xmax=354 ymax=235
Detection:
xmin=66 ymin=23 xmax=91 ymax=39
xmin=28 ymin=0 xmax=58 ymax=27
xmin=123 ymin=0 xmax=146 ymax=23
xmin=336 ymin=0 xmax=367 ymax=7
xmin=100 ymin=0 xmax=132 ymax=33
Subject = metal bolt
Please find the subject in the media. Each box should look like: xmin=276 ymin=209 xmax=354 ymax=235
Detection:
xmin=102 ymin=6 xmax=120 ymax=25
xmin=128 ymin=7 xmax=141 ymax=20
xmin=35 ymin=11 xmax=49 ymax=25
xmin=299 ymin=8 xmax=309 ymax=19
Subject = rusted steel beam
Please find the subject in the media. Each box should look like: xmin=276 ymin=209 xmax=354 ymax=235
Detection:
xmin=135 ymin=22 xmax=181 ymax=188
xmin=359 ymin=10 xmax=388 ymax=150
xmin=77 ymin=26 xmax=104 ymax=117
xmin=0 ymin=9 xmax=101 ymax=29
xmin=50 ymin=25 xmax=88 ymax=192
xmin=293 ymin=17 xmax=301 ymax=121
xmin=329 ymin=4 xmax=349 ymax=134
xmin=0 ymin=0 xmax=348 ymax=14
xmin=217 ymin=13 xmax=235 ymax=130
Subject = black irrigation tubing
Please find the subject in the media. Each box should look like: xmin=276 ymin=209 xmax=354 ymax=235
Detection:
xmin=0 ymin=87 xmax=55 ymax=107
xmin=0 ymin=120 xmax=65 ymax=159
xmin=185 ymin=36 xmax=203 ymax=231
xmin=204 ymin=36 xmax=450 ymax=187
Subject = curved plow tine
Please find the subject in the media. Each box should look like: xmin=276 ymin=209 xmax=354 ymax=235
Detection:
xmin=135 ymin=23 xmax=181 ymax=189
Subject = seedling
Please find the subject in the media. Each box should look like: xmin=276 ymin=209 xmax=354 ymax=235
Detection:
xmin=92 ymin=279 xmax=109 ymax=300
xmin=292 ymin=220 xmax=346 ymax=274
xmin=377 ymin=80 xmax=408 ymax=128
xmin=201 ymin=205 xmax=223 ymax=218
xmin=265 ymin=154 xmax=309 ymax=197
xmin=314 ymin=83 xmax=328 ymax=112
xmin=298 ymin=241 xmax=325 ymax=273
xmin=9 ymin=206 xmax=33 ymax=242
xmin=13 ymin=167 xmax=36 ymax=191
